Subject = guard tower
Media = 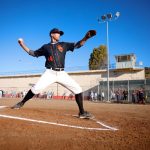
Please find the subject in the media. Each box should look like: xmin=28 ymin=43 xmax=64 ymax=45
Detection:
xmin=115 ymin=53 xmax=136 ymax=69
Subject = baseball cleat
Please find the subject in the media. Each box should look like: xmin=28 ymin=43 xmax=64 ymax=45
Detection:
xmin=11 ymin=101 xmax=24 ymax=109
xmin=79 ymin=111 xmax=94 ymax=119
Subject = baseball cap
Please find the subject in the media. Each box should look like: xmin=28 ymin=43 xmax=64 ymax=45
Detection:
xmin=49 ymin=28 xmax=64 ymax=36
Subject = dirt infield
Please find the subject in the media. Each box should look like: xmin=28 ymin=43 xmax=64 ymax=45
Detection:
xmin=0 ymin=98 xmax=150 ymax=150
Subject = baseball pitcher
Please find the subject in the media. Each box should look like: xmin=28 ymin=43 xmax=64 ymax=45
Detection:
xmin=11 ymin=28 xmax=96 ymax=119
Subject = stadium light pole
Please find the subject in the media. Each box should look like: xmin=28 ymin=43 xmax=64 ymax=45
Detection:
xmin=98 ymin=12 xmax=120 ymax=101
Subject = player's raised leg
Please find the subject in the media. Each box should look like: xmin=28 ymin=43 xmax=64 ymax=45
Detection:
xmin=11 ymin=69 xmax=57 ymax=109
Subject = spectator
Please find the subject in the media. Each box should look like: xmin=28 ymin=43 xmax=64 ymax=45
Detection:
xmin=115 ymin=89 xmax=120 ymax=103
xmin=110 ymin=90 xmax=115 ymax=100
xmin=123 ymin=90 xmax=128 ymax=100
xmin=132 ymin=90 xmax=137 ymax=103
xmin=68 ymin=93 xmax=74 ymax=100
xmin=62 ymin=91 xmax=67 ymax=99
xmin=139 ymin=89 xmax=145 ymax=104
xmin=101 ymin=91 xmax=105 ymax=101
xmin=136 ymin=90 xmax=140 ymax=103
xmin=94 ymin=92 xmax=98 ymax=101
xmin=90 ymin=91 xmax=94 ymax=101
xmin=47 ymin=91 xmax=53 ymax=100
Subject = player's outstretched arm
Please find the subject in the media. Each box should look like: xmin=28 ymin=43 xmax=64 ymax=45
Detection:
xmin=18 ymin=38 xmax=30 ymax=54
xmin=74 ymin=30 xmax=96 ymax=48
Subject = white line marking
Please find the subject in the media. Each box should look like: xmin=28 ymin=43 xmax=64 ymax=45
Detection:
xmin=72 ymin=114 xmax=118 ymax=131
xmin=91 ymin=118 xmax=118 ymax=131
xmin=0 ymin=106 xmax=8 ymax=109
xmin=0 ymin=114 xmax=118 ymax=131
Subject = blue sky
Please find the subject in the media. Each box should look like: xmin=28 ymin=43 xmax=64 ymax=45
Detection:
xmin=0 ymin=0 xmax=150 ymax=73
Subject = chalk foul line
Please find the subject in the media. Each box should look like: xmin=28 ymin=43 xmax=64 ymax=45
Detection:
xmin=0 ymin=106 xmax=118 ymax=131
xmin=0 ymin=114 xmax=118 ymax=131
xmin=0 ymin=106 xmax=8 ymax=109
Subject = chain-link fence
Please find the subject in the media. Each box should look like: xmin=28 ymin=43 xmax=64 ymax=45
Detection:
xmin=96 ymin=79 xmax=150 ymax=103
xmin=1 ymin=79 xmax=150 ymax=103
xmin=81 ymin=79 xmax=150 ymax=103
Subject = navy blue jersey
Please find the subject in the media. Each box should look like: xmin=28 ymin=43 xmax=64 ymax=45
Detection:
xmin=30 ymin=42 xmax=75 ymax=69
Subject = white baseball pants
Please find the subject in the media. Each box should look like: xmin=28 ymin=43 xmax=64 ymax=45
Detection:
xmin=31 ymin=69 xmax=82 ymax=95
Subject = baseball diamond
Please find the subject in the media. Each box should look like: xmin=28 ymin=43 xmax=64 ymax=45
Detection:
xmin=0 ymin=98 xmax=150 ymax=150
xmin=1 ymin=0 xmax=150 ymax=150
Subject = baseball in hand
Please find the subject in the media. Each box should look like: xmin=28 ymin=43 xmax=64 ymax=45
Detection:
xmin=18 ymin=38 xmax=23 ymax=44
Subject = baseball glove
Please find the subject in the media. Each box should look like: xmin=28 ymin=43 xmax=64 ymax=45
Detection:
xmin=84 ymin=30 xmax=96 ymax=41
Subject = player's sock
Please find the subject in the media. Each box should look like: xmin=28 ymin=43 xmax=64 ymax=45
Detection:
xmin=75 ymin=93 xmax=84 ymax=114
xmin=21 ymin=89 xmax=35 ymax=104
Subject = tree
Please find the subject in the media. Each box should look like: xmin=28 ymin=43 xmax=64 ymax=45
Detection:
xmin=89 ymin=45 xmax=107 ymax=70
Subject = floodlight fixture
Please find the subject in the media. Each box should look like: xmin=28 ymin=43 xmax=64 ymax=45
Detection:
xmin=115 ymin=12 xmax=120 ymax=18
xmin=107 ymin=13 xmax=112 ymax=19
xmin=101 ymin=15 xmax=106 ymax=20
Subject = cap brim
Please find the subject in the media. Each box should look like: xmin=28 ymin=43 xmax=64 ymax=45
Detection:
xmin=59 ymin=31 xmax=64 ymax=36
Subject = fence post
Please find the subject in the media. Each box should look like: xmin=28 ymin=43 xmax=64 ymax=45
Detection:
xmin=113 ymin=80 xmax=114 ymax=93
xmin=98 ymin=84 xmax=99 ymax=96
xmin=128 ymin=80 xmax=130 ymax=102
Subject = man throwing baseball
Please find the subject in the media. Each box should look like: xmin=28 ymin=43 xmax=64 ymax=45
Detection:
xmin=11 ymin=28 xmax=96 ymax=119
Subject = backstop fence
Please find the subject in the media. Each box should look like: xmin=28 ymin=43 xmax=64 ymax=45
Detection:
xmin=95 ymin=79 xmax=150 ymax=103
xmin=0 ymin=79 xmax=150 ymax=103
